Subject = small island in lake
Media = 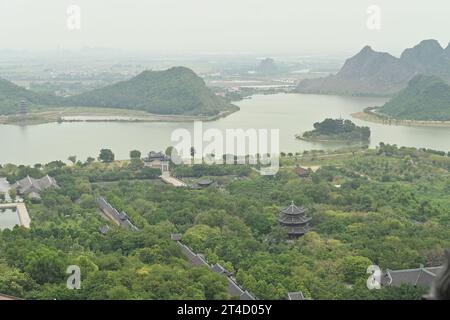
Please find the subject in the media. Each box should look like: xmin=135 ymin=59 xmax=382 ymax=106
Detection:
xmin=297 ymin=118 xmax=371 ymax=143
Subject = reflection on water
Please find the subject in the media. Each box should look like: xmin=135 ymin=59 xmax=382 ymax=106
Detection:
xmin=0 ymin=93 xmax=449 ymax=165
xmin=0 ymin=208 xmax=20 ymax=230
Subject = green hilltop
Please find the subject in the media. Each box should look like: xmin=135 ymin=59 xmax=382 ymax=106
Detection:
xmin=63 ymin=67 xmax=237 ymax=116
xmin=299 ymin=118 xmax=371 ymax=142
xmin=378 ymin=74 xmax=450 ymax=121
xmin=0 ymin=78 xmax=58 ymax=115
xmin=296 ymin=39 xmax=450 ymax=97
xmin=0 ymin=67 xmax=237 ymax=117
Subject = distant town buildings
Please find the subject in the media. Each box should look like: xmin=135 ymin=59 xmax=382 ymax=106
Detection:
xmin=12 ymin=175 xmax=59 ymax=200
xmin=278 ymin=201 xmax=312 ymax=238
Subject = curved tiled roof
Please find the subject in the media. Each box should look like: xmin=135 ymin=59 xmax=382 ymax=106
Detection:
xmin=13 ymin=175 xmax=59 ymax=195
xmin=383 ymin=265 xmax=443 ymax=288
xmin=278 ymin=214 xmax=311 ymax=225
xmin=279 ymin=201 xmax=312 ymax=237
xmin=281 ymin=201 xmax=307 ymax=216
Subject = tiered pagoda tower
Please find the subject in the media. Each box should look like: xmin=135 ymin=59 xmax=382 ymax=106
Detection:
xmin=278 ymin=201 xmax=311 ymax=238
xmin=20 ymin=100 xmax=28 ymax=120
xmin=336 ymin=116 xmax=344 ymax=130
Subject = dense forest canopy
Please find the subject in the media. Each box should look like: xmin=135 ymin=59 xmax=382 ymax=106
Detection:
xmin=63 ymin=67 xmax=237 ymax=116
xmin=378 ymin=75 xmax=450 ymax=121
xmin=1 ymin=144 xmax=449 ymax=300
xmin=301 ymin=118 xmax=370 ymax=142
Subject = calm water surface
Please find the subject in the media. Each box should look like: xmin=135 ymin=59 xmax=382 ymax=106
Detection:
xmin=1 ymin=93 xmax=449 ymax=165
xmin=0 ymin=208 xmax=20 ymax=230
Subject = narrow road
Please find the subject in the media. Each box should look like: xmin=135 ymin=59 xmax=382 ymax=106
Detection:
xmin=160 ymin=172 xmax=187 ymax=187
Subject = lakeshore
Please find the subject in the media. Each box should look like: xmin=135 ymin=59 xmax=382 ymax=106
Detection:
xmin=0 ymin=106 xmax=239 ymax=126
xmin=295 ymin=134 xmax=367 ymax=144
xmin=352 ymin=108 xmax=450 ymax=128
xmin=4 ymin=93 xmax=450 ymax=165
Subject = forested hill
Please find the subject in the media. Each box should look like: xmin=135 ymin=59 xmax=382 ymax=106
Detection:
xmin=0 ymin=78 xmax=59 ymax=115
xmin=0 ymin=67 xmax=237 ymax=116
xmin=300 ymin=118 xmax=371 ymax=142
xmin=63 ymin=67 xmax=237 ymax=116
xmin=296 ymin=39 xmax=450 ymax=97
xmin=378 ymin=75 xmax=450 ymax=121
xmin=1 ymin=146 xmax=450 ymax=299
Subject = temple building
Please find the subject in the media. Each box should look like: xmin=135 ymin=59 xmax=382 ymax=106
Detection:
xmin=20 ymin=100 xmax=28 ymax=120
xmin=143 ymin=151 xmax=170 ymax=172
xmin=278 ymin=201 xmax=311 ymax=238
xmin=12 ymin=175 xmax=59 ymax=200
xmin=382 ymin=265 xmax=443 ymax=288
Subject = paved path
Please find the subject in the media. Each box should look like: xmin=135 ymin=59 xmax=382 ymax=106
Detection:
xmin=160 ymin=172 xmax=187 ymax=187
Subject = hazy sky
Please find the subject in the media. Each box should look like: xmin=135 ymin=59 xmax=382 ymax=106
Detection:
xmin=0 ymin=0 xmax=449 ymax=56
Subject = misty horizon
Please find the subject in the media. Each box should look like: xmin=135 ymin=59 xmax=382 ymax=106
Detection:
xmin=0 ymin=0 xmax=449 ymax=56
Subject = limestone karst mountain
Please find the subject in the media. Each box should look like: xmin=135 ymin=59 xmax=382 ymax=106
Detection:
xmin=296 ymin=39 xmax=450 ymax=97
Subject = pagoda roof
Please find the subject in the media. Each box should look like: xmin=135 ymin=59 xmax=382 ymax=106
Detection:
xmin=198 ymin=179 xmax=213 ymax=186
xmin=285 ymin=225 xmax=311 ymax=235
xmin=278 ymin=214 xmax=311 ymax=225
xmin=281 ymin=201 xmax=307 ymax=215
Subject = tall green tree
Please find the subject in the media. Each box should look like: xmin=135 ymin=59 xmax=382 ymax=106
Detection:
xmin=98 ymin=149 xmax=115 ymax=163
xmin=129 ymin=150 xmax=141 ymax=159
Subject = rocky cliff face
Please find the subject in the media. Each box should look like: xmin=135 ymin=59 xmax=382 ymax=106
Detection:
xmin=296 ymin=40 xmax=450 ymax=96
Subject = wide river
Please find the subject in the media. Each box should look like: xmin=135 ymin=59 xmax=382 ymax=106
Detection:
xmin=1 ymin=93 xmax=449 ymax=165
